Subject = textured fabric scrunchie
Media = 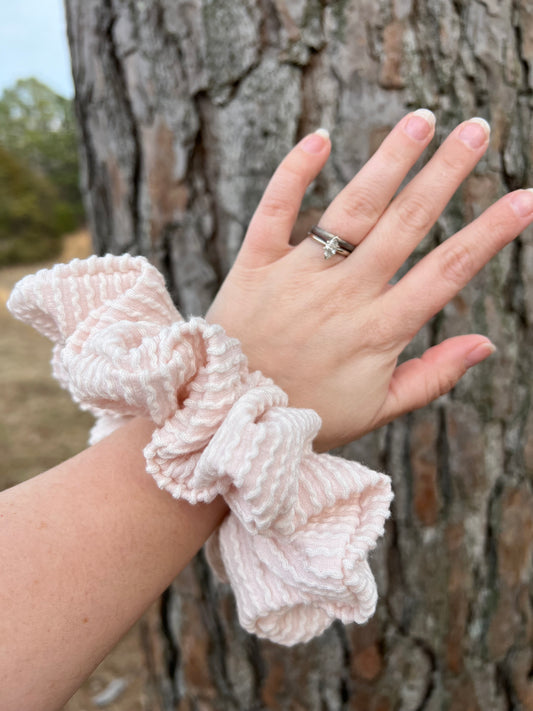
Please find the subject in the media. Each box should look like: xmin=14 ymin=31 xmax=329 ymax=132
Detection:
xmin=7 ymin=254 xmax=393 ymax=645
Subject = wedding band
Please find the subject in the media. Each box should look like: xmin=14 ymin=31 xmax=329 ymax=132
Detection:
xmin=308 ymin=225 xmax=355 ymax=260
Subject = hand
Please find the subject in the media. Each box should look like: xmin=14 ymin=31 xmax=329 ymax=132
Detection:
xmin=207 ymin=111 xmax=533 ymax=451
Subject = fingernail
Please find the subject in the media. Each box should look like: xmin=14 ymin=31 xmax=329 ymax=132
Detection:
xmin=509 ymin=188 xmax=533 ymax=217
xmin=404 ymin=109 xmax=435 ymax=141
xmin=465 ymin=340 xmax=496 ymax=368
xmin=458 ymin=117 xmax=490 ymax=149
xmin=300 ymin=128 xmax=330 ymax=154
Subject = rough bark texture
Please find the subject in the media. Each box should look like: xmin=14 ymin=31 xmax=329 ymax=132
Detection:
xmin=65 ymin=1 xmax=533 ymax=708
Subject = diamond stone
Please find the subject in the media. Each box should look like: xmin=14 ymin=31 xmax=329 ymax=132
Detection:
xmin=323 ymin=236 xmax=339 ymax=260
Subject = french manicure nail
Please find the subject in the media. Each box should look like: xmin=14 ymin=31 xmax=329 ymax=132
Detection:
xmin=458 ymin=117 xmax=490 ymax=149
xmin=300 ymin=128 xmax=330 ymax=154
xmin=510 ymin=188 xmax=533 ymax=218
xmin=404 ymin=109 xmax=435 ymax=141
xmin=465 ymin=341 xmax=496 ymax=368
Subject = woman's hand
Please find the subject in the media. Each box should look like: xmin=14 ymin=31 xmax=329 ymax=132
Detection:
xmin=207 ymin=111 xmax=533 ymax=450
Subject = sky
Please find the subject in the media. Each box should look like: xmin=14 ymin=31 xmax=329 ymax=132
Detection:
xmin=0 ymin=0 xmax=74 ymax=98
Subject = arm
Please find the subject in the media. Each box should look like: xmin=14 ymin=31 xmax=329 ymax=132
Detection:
xmin=0 ymin=417 xmax=228 ymax=711
xmin=2 ymin=111 xmax=533 ymax=709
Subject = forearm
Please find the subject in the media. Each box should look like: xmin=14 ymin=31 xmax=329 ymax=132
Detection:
xmin=0 ymin=417 xmax=228 ymax=711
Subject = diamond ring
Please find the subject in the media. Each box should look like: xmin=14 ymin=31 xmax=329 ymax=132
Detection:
xmin=307 ymin=225 xmax=355 ymax=260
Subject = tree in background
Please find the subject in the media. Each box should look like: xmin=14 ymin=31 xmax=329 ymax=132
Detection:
xmin=65 ymin=1 xmax=533 ymax=709
xmin=0 ymin=78 xmax=84 ymax=265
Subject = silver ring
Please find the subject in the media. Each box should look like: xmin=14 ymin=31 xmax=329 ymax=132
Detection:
xmin=307 ymin=225 xmax=355 ymax=260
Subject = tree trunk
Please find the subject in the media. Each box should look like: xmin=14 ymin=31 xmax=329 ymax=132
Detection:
xmin=65 ymin=0 xmax=533 ymax=708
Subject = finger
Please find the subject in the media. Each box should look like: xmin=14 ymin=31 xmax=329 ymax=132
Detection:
xmin=299 ymin=109 xmax=436 ymax=265
xmin=239 ymin=129 xmax=331 ymax=268
xmin=321 ymin=109 xmax=435 ymax=244
xmin=384 ymin=189 xmax=533 ymax=333
xmin=348 ymin=117 xmax=491 ymax=286
xmin=377 ymin=335 xmax=495 ymax=425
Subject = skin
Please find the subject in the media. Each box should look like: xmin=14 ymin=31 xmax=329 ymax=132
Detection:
xmin=1 ymin=112 xmax=533 ymax=710
xmin=0 ymin=418 xmax=228 ymax=710
xmin=208 ymin=111 xmax=533 ymax=448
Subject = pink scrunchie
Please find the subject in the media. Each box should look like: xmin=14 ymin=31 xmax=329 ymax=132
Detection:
xmin=8 ymin=254 xmax=393 ymax=645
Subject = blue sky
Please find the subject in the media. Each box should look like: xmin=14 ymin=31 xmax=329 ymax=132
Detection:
xmin=0 ymin=0 xmax=73 ymax=98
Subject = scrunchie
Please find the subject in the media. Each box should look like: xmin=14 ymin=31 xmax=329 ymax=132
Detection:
xmin=7 ymin=254 xmax=393 ymax=645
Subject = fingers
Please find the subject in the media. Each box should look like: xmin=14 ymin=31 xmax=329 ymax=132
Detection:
xmin=378 ymin=335 xmax=495 ymax=425
xmin=318 ymin=110 xmax=436 ymax=245
xmin=384 ymin=189 xmax=533 ymax=333
xmin=238 ymin=130 xmax=331 ymax=268
xmin=347 ymin=118 xmax=491 ymax=286
xmin=299 ymin=110 xmax=437 ymax=265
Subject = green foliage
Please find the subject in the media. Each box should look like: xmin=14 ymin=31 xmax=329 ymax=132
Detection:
xmin=0 ymin=145 xmax=64 ymax=264
xmin=0 ymin=78 xmax=84 ymax=265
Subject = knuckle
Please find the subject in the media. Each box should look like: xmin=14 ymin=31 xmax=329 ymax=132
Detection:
xmin=395 ymin=194 xmax=434 ymax=233
xmin=440 ymin=242 xmax=476 ymax=286
xmin=279 ymin=155 xmax=313 ymax=191
xmin=422 ymin=376 xmax=439 ymax=406
xmin=258 ymin=159 xmax=308 ymax=220
xmin=379 ymin=142 xmax=406 ymax=170
xmin=258 ymin=184 xmax=296 ymax=220
xmin=363 ymin=314 xmax=398 ymax=350
xmin=339 ymin=188 xmax=382 ymax=228
xmin=417 ymin=356 xmax=458 ymax=407
xmin=438 ymin=149 xmax=465 ymax=177
xmin=279 ymin=157 xmax=305 ymax=184
xmin=431 ymin=370 xmax=456 ymax=401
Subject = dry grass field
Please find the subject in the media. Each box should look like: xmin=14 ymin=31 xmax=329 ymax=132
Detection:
xmin=1 ymin=231 xmax=160 ymax=710
xmin=0 ymin=232 xmax=94 ymax=488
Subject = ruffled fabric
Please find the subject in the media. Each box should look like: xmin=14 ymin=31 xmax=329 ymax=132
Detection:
xmin=7 ymin=254 xmax=393 ymax=645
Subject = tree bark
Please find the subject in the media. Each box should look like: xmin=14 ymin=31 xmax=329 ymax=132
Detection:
xmin=65 ymin=0 xmax=533 ymax=708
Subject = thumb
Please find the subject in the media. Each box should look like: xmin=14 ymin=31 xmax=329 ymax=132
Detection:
xmin=378 ymin=335 xmax=496 ymax=424
xmin=239 ymin=129 xmax=331 ymax=268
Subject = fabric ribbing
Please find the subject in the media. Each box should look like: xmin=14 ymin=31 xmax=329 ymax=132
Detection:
xmin=7 ymin=254 xmax=393 ymax=645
